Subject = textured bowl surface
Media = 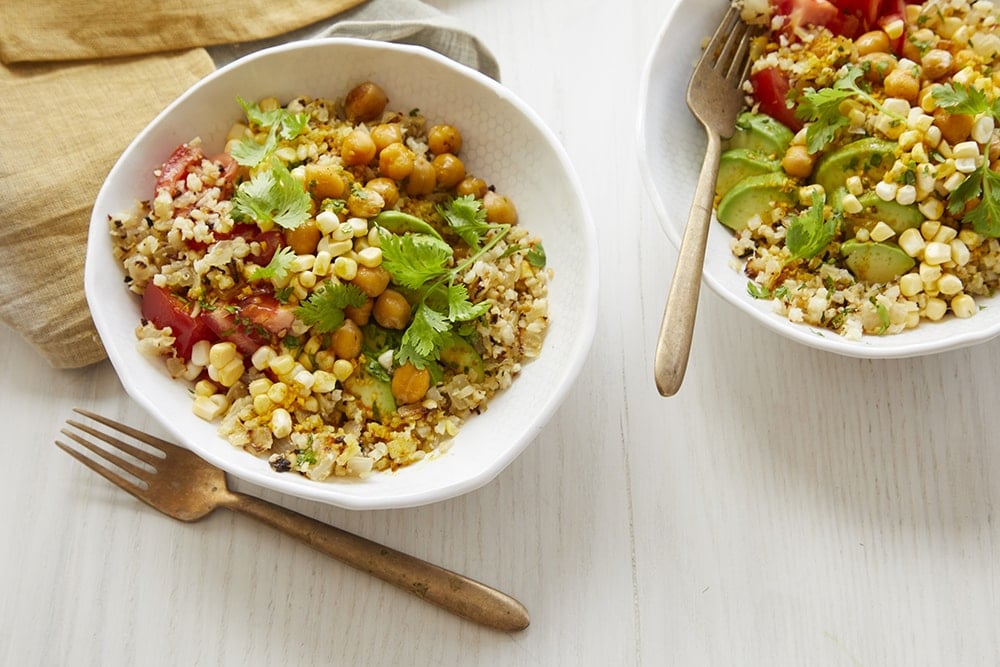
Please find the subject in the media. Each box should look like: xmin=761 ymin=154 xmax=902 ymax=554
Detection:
xmin=87 ymin=38 xmax=598 ymax=509
xmin=637 ymin=0 xmax=1000 ymax=358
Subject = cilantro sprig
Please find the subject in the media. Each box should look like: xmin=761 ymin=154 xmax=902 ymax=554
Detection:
xmin=381 ymin=196 xmax=509 ymax=368
xmin=230 ymin=98 xmax=310 ymax=168
xmin=785 ymin=190 xmax=837 ymax=260
xmin=934 ymin=82 xmax=1000 ymax=237
xmin=797 ymin=65 xmax=903 ymax=153
xmin=294 ymin=282 xmax=367 ymax=333
xmin=232 ymin=158 xmax=311 ymax=230
xmin=249 ymin=246 xmax=296 ymax=282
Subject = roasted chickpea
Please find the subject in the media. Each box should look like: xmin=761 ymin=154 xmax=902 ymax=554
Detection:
xmin=456 ymin=176 xmax=488 ymax=198
xmin=344 ymin=81 xmax=388 ymax=123
xmin=341 ymin=128 xmax=377 ymax=166
xmin=351 ymin=265 xmax=391 ymax=297
xmin=347 ymin=186 xmax=385 ymax=218
xmin=427 ymin=124 xmax=463 ymax=155
xmin=345 ymin=298 xmax=374 ymax=326
xmin=378 ymin=142 xmax=415 ymax=180
xmin=366 ymin=177 xmax=399 ymax=209
xmin=483 ymin=190 xmax=518 ymax=224
xmin=855 ymin=30 xmax=891 ymax=56
xmin=285 ymin=220 xmax=321 ymax=255
xmin=921 ymin=49 xmax=953 ymax=81
xmin=370 ymin=123 xmax=404 ymax=152
xmin=859 ymin=52 xmax=897 ymax=83
xmin=330 ymin=319 xmax=363 ymax=359
xmin=934 ymin=108 xmax=974 ymax=145
xmin=373 ymin=289 xmax=411 ymax=330
xmin=884 ymin=68 xmax=920 ymax=103
xmin=902 ymin=27 xmax=936 ymax=62
xmin=406 ymin=156 xmax=437 ymax=195
xmin=391 ymin=362 xmax=431 ymax=405
xmin=781 ymin=145 xmax=815 ymax=180
xmin=303 ymin=163 xmax=346 ymax=200
xmin=431 ymin=153 xmax=466 ymax=189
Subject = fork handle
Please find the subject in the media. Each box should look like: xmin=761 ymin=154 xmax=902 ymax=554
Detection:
xmin=222 ymin=491 xmax=529 ymax=632
xmin=653 ymin=126 xmax=722 ymax=396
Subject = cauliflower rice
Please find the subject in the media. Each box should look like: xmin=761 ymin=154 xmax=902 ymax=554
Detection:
xmin=108 ymin=82 xmax=551 ymax=480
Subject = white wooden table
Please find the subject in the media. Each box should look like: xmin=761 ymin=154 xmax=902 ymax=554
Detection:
xmin=4 ymin=0 xmax=1000 ymax=664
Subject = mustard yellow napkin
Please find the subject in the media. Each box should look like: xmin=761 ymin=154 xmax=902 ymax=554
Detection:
xmin=0 ymin=0 xmax=499 ymax=369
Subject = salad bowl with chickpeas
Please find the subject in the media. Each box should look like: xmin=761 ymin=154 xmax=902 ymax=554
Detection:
xmin=87 ymin=38 xmax=598 ymax=509
xmin=639 ymin=0 xmax=1000 ymax=358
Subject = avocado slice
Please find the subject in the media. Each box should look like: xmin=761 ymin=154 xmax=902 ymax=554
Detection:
xmin=843 ymin=192 xmax=924 ymax=237
xmin=716 ymin=172 xmax=798 ymax=231
xmin=813 ymin=137 xmax=897 ymax=194
xmin=440 ymin=335 xmax=484 ymax=383
xmin=343 ymin=364 xmax=396 ymax=423
xmin=717 ymin=148 xmax=782 ymax=197
xmin=726 ymin=112 xmax=794 ymax=157
xmin=840 ymin=240 xmax=916 ymax=283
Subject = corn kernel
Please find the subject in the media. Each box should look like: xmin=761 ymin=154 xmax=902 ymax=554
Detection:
xmin=209 ymin=341 xmax=239 ymax=370
xmin=845 ymin=175 xmax=864 ymax=196
xmin=924 ymin=296 xmax=948 ymax=321
xmin=899 ymin=273 xmax=924 ymax=296
xmin=330 ymin=221 xmax=355 ymax=242
xmin=251 ymin=345 xmax=276 ymax=371
xmin=918 ymin=197 xmax=944 ymax=220
xmin=855 ymin=227 xmax=871 ymax=242
xmin=248 ymin=377 xmax=272 ymax=397
xmin=267 ymin=381 xmax=289 ymax=404
xmin=921 ymin=220 xmax=941 ymax=241
xmin=356 ymin=246 xmax=383 ymax=268
xmin=896 ymin=184 xmax=917 ymax=206
xmin=332 ymin=358 xmax=355 ymax=381
xmin=924 ymin=241 xmax=952 ymax=265
xmin=972 ymin=113 xmax=995 ymax=143
xmin=871 ymin=221 xmax=896 ymax=242
xmin=315 ymin=350 xmax=336 ymax=372
xmin=875 ymin=181 xmax=898 ymax=201
xmin=253 ymin=394 xmax=273 ymax=415
xmin=270 ymin=408 xmax=293 ymax=439
xmin=333 ymin=256 xmax=358 ymax=280
xmin=325 ymin=239 xmax=354 ymax=257
xmin=217 ymin=358 xmax=245 ymax=387
xmin=301 ymin=396 xmax=319 ymax=413
xmin=951 ymin=293 xmax=977 ymax=318
xmin=293 ymin=369 xmax=315 ymax=393
xmin=194 ymin=379 xmax=217 ymax=397
xmin=924 ymin=124 xmax=942 ymax=148
xmin=298 ymin=270 xmax=317 ymax=289
xmin=190 ymin=339 xmax=211 ymax=367
xmin=269 ymin=354 xmax=296 ymax=376
xmin=883 ymin=18 xmax=904 ymax=39
xmin=937 ymin=273 xmax=964 ymax=296
xmin=932 ymin=225 xmax=957 ymax=244
xmin=841 ymin=194 xmax=863 ymax=214
xmin=349 ymin=217 xmax=368 ymax=237
xmin=898 ymin=129 xmax=921 ymax=150
xmin=192 ymin=395 xmax=227 ymax=421
xmin=951 ymin=239 xmax=972 ymax=266
xmin=943 ymin=172 xmax=966 ymax=192
xmin=919 ymin=261 xmax=943 ymax=283
xmin=316 ymin=210 xmax=341 ymax=234
xmin=313 ymin=251 xmax=332 ymax=276
xmin=313 ymin=370 xmax=339 ymax=393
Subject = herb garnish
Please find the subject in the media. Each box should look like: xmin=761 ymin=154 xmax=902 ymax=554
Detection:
xmin=249 ymin=246 xmax=296 ymax=282
xmin=294 ymin=282 xmax=367 ymax=333
xmin=232 ymin=158 xmax=312 ymax=230
xmin=230 ymin=97 xmax=309 ymax=168
xmin=785 ymin=191 xmax=837 ymax=259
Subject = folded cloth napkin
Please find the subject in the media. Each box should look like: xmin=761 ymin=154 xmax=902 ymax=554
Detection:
xmin=0 ymin=0 xmax=499 ymax=369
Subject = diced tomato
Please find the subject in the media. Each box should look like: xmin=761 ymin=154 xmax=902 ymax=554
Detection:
xmin=211 ymin=152 xmax=241 ymax=198
xmin=250 ymin=230 xmax=283 ymax=266
xmin=239 ymin=294 xmax=296 ymax=336
xmin=155 ymin=143 xmax=204 ymax=196
xmin=200 ymin=307 xmax=267 ymax=356
xmin=750 ymin=67 xmax=804 ymax=131
xmin=770 ymin=0 xmax=905 ymax=41
xmin=141 ymin=284 xmax=214 ymax=360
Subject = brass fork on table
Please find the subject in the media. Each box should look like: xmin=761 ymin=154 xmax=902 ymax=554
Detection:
xmin=653 ymin=5 xmax=760 ymax=396
xmin=56 ymin=408 xmax=529 ymax=632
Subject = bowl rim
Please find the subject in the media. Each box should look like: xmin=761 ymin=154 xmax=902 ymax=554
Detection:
xmin=635 ymin=0 xmax=1000 ymax=360
xmin=86 ymin=37 xmax=599 ymax=509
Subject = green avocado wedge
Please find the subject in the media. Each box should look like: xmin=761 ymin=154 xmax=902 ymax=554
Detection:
xmin=343 ymin=365 xmax=397 ymax=423
xmin=725 ymin=112 xmax=794 ymax=157
xmin=840 ymin=239 xmax=916 ymax=284
xmin=813 ymin=137 xmax=897 ymax=194
xmin=843 ymin=191 xmax=924 ymax=237
xmin=716 ymin=172 xmax=798 ymax=231
xmin=717 ymin=149 xmax=782 ymax=197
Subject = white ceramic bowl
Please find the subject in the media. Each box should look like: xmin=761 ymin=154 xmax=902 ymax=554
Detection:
xmin=87 ymin=38 xmax=598 ymax=510
xmin=637 ymin=0 xmax=1000 ymax=358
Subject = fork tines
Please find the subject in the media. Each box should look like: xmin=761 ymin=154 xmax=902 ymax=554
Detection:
xmin=55 ymin=409 xmax=169 ymax=493
xmin=701 ymin=5 xmax=755 ymax=83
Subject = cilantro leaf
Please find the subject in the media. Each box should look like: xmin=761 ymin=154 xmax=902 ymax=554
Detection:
xmin=232 ymin=98 xmax=310 ymax=167
xmin=232 ymin=159 xmax=311 ymax=230
xmin=525 ymin=243 xmax=547 ymax=267
xmin=785 ymin=192 xmax=837 ymax=259
xmin=398 ymin=304 xmax=449 ymax=367
xmin=747 ymin=281 xmax=771 ymax=299
xmin=249 ymin=246 xmax=296 ymax=282
xmin=798 ymin=65 xmax=902 ymax=153
xmin=437 ymin=195 xmax=491 ymax=249
xmin=230 ymin=129 xmax=277 ymax=167
xmin=379 ymin=233 xmax=454 ymax=289
xmin=932 ymin=82 xmax=992 ymax=116
xmin=447 ymin=284 xmax=491 ymax=321
xmin=964 ymin=168 xmax=1000 ymax=237
xmin=294 ymin=282 xmax=367 ymax=333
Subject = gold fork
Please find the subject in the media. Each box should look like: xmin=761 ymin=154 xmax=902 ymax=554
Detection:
xmin=653 ymin=5 xmax=760 ymax=396
xmin=56 ymin=408 xmax=529 ymax=632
